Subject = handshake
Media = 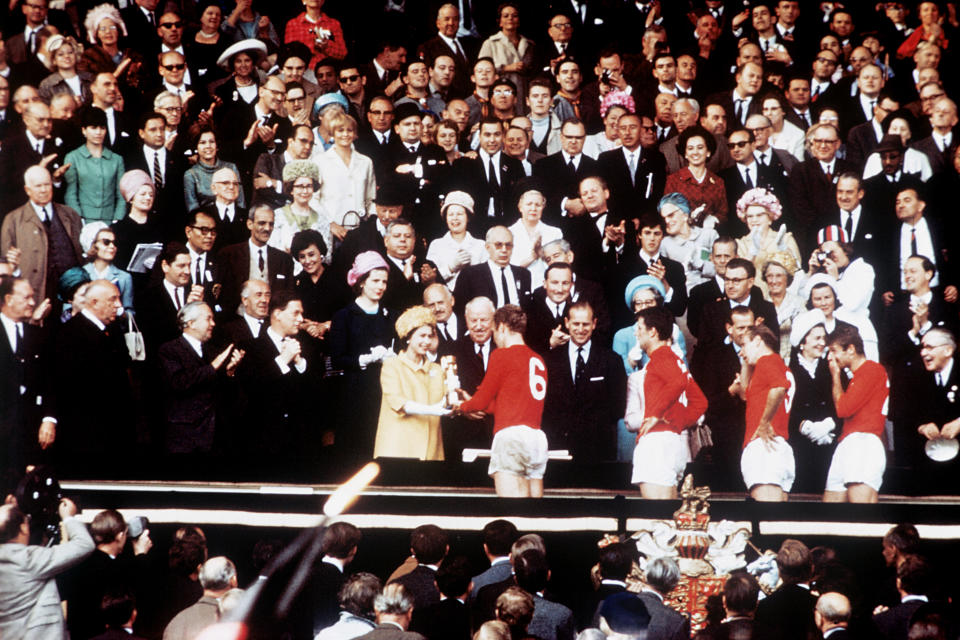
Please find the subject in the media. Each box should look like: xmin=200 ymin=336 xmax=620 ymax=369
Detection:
xmin=358 ymin=345 xmax=393 ymax=369
xmin=800 ymin=417 xmax=836 ymax=445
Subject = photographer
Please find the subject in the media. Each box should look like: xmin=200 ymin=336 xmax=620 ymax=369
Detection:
xmin=0 ymin=497 xmax=94 ymax=639
xmin=804 ymin=228 xmax=876 ymax=319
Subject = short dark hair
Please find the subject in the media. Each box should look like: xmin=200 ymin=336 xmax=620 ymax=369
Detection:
xmin=90 ymin=509 xmax=126 ymax=545
xmin=638 ymin=213 xmax=666 ymax=233
xmin=494 ymin=305 xmax=527 ymax=334
xmin=544 ymin=261 xmax=574 ymax=281
xmin=745 ymin=325 xmax=778 ymax=353
xmin=187 ymin=209 xmax=216 ymax=228
xmin=101 ymin=590 xmax=136 ymax=628
xmin=884 ymin=524 xmax=921 ymax=554
xmin=636 ymin=306 xmax=674 ymax=341
xmin=826 ymin=324 xmax=865 ymax=355
xmin=291 ymin=229 xmax=328 ymax=257
xmin=138 ymin=110 xmax=166 ymax=131
xmin=338 ymin=572 xmax=381 ymax=618
xmin=322 ymin=522 xmax=362 ymax=558
xmin=410 ymin=524 xmax=448 ymax=564
xmin=514 ymin=548 xmax=549 ymax=593
xmin=483 ymin=519 xmax=519 ymax=556
xmin=268 ymin=288 xmax=302 ymax=317
xmin=723 ymin=572 xmax=760 ymax=616
xmin=0 ymin=504 xmax=27 ymax=543
xmin=727 ymin=305 xmax=754 ymax=325
xmin=599 ymin=542 xmax=634 ymax=581
xmin=160 ymin=241 xmax=190 ymax=267
xmin=777 ymin=539 xmax=813 ymax=584
xmin=725 ymin=257 xmax=756 ymax=279
xmin=0 ymin=275 xmax=22 ymax=305
xmin=898 ymin=554 xmax=934 ymax=596
xmin=436 ymin=555 xmax=472 ymax=598
xmin=527 ymin=76 xmax=552 ymax=94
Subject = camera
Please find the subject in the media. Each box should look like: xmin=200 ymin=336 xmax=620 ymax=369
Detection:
xmin=816 ymin=251 xmax=828 ymax=263
xmin=600 ymin=69 xmax=612 ymax=85
xmin=128 ymin=516 xmax=150 ymax=539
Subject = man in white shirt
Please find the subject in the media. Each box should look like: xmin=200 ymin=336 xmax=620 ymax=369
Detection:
xmin=424 ymin=283 xmax=458 ymax=344
xmin=813 ymin=592 xmax=852 ymax=640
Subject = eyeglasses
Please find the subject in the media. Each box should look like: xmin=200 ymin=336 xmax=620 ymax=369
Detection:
xmin=162 ymin=63 xmax=186 ymax=71
xmin=98 ymin=238 xmax=116 ymax=246
xmin=811 ymin=138 xmax=838 ymax=145
xmin=921 ymin=92 xmax=947 ymax=102
xmin=158 ymin=105 xmax=181 ymax=112
xmin=369 ymin=109 xmax=393 ymax=116
xmin=723 ymin=276 xmax=749 ymax=283
xmin=727 ymin=140 xmax=751 ymax=149
xmin=189 ymin=225 xmax=217 ymax=235
xmin=24 ymin=2 xmax=46 ymax=8
xmin=550 ymin=21 xmax=572 ymax=28
xmin=215 ymin=180 xmax=241 ymax=187
xmin=493 ymin=88 xmax=514 ymax=96
xmin=160 ymin=21 xmax=183 ymax=28
xmin=292 ymin=184 xmax=313 ymax=190
xmin=97 ymin=24 xmax=118 ymax=32
xmin=746 ymin=126 xmax=769 ymax=133
xmin=639 ymin=124 xmax=656 ymax=131
xmin=339 ymin=74 xmax=361 ymax=83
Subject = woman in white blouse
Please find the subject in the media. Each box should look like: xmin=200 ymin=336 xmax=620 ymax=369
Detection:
xmin=508 ymin=187 xmax=562 ymax=289
xmin=763 ymin=94 xmax=805 ymax=161
xmin=272 ymin=160 xmax=332 ymax=265
xmin=426 ymin=191 xmax=487 ymax=289
xmin=315 ymin=113 xmax=376 ymax=244
xmin=477 ymin=3 xmax=536 ymax=105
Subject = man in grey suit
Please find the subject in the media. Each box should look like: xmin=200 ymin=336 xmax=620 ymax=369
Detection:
xmin=356 ymin=583 xmax=425 ymax=640
xmin=470 ymin=519 xmax=519 ymax=599
xmin=0 ymin=497 xmax=94 ymax=640
xmin=637 ymin=557 xmax=690 ymax=640
xmin=514 ymin=549 xmax=576 ymax=640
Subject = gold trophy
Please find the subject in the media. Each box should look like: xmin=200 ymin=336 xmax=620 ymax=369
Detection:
xmin=440 ymin=355 xmax=460 ymax=408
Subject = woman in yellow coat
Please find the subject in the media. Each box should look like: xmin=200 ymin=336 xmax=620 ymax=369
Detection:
xmin=373 ymin=306 xmax=450 ymax=460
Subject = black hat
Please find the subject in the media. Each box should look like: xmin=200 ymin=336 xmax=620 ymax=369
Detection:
xmin=394 ymin=101 xmax=422 ymax=124
xmin=875 ymin=133 xmax=904 ymax=153
xmin=375 ymin=180 xmax=409 ymax=206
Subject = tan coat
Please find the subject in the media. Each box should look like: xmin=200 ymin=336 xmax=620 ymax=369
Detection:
xmin=0 ymin=202 xmax=83 ymax=297
xmin=374 ymin=354 xmax=445 ymax=461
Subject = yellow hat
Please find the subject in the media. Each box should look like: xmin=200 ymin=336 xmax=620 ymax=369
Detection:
xmin=395 ymin=305 xmax=436 ymax=340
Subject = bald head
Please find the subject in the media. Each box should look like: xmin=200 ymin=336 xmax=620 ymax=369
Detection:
xmin=814 ymin=592 xmax=851 ymax=632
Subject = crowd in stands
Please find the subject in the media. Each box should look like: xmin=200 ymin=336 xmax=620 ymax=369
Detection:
xmin=1 ymin=504 xmax=954 ymax=640
xmin=3 ymin=0 xmax=960 ymax=499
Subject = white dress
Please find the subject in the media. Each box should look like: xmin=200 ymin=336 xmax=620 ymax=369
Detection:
xmin=508 ymin=219 xmax=563 ymax=289
xmin=583 ymin=132 xmax=620 ymax=159
xmin=314 ymin=146 xmax=377 ymax=225
xmin=769 ymin=120 xmax=806 ymax=161
xmin=426 ymin=232 xmax=488 ymax=288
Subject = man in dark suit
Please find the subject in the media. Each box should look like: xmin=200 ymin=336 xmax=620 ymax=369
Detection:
xmin=392 ymin=524 xmax=448 ymax=612
xmin=755 ymin=540 xmax=817 ymax=640
xmin=0 ymin=101 xmax=68 ymax=210
xmin=613 ymin=213 xmax=687 ymax=327
xmin=355 ymin=96 xmax=396 ymax=184
xmin=217 ymin=75 xmax=291 ymax=183
xmin=381 ymin=219 xmax=428 ymax=314
xmin=912 ymin=95 xmax=956 ymax=175
xmin=824 ymin=172 xmax=887 ymax=271
xmin=200 ymin=167 xmax=247 ymax=250
xmin=813 ymin=592 xmax=853 ymax=640
xmin=416 ymin=4 xmax=474 ymax=98
xmin=216 ymin=205 xmax=294 ymax=320
xmin=310 ymin=522 xmax=362 ymax=632
xmin=138 ymin=242 xmax=201 ymax=354
xmin=873 ymin=555 xmax=934 ymax=640
xmin=532 ymin=118 xmax=599 ymax=224
xmin=89 ymin=73 xmax=135 ymax=157
xmin=746 ymin=113 xmax=797 ymax=177
xmin=637 ymin=557 xmax=690 ymax=640
xmin=845 ymin=92 xmax=898 ymax=169
xmin=439 ymin=296 xmax=496 ymax=458
xmin=423 ymin=283 xmax=461 ymax=348
xmin=719 ymin=127 xmax=788 ymax=234
xmin=687 ymin=237 xmax=742 ymax=340
xmin=837 ymin=63 xmax=885 ymax=136
xmin=125 ymin=111 xmax=185 ymax=239
xmin=411 ymin=556 xmax=471 ymax=640
xmin=560 ymin=176 xmax=636 ymax=286
xmin=708 ymin=61 xmax=765 ymax=130
xmin=469 ymin=519 xmax=517 ymax=599
xmin=695 ymin=258 xmax=778 ymax=344
xmin=120 ymin=0 xmax=162 ymax=56
xmin=786 ymin=122 xmax=854 ymax=252
xmin=157 ymin=301 xmax=243 ymax=455
xmin=542 ymin=301 xmax=626 ymax=464
xmin=0 ymin=276 xmax=54 ymax=477
xmin=861 ymin=136 xmax=924 ymax=224
xmin=597 ymin=113 xmax=667 ymax=221
xmin=523 ymin=262 xmax=575 ymax=355
xmin=453 ymin=117 xmax=525 ymax=234
xmin=236 ymin=289 xmax=308 ymax=458
xmin=541 ymin=238 xmax=613 ymax=341
xmin=215 ymin=279 xmax=270 ymax=353
xmin=388 ymin=102 xmax=448 ymax=236
xmin=54 ymin=280 xmax=133 ymax=472
xmin=881 ymin=187 xmax=955 ymax=301
xmin=453 ymin=226 xmax=531 ymax=316
xmin=252 ymin=124 xmax=314 ymax=209
xmin=578 ymin=49 xmax=635 ymax=134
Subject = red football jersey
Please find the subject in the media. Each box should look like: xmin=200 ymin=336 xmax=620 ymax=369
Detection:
xmin=642 ymin=345 xmax=708 ymax=436
xmin=835 ymin=360 xmax=889 ymax=441
xmin=743 ymin=353 xmax=793 ymax=448
xmin=459 ymin=344 xmax=546 ymax=435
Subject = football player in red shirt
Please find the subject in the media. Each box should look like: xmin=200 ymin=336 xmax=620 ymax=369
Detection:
xmin=825 ymin=324 xmax=889 ymax=503
xmin=458 ymin=305 xmax=548 ymax=498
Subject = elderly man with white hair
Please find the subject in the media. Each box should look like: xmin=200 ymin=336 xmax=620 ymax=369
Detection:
xmin=163 ymin=556 xmax=238 ymax=640
xmin=1 ymin=165 xmax=83 ymax=301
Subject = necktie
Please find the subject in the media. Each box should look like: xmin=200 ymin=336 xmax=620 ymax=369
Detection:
xmin=566 ymin=157 xmax=575 ymax=173
xmin=259 ymin=248 xmax=266 ymax=276
xmin=628 ymin=152 xmax=637 ymax=186
xmin=761 ymin=39 xmax=768 ymax=53
xmin=174 ymin=287 xmax=183 ymax=310
xmin=911 ymin=227 xmax=918 ymax=256
xmin=500 ymin=267 xmax=511 ymax=306
xmin=559 ymin=42 xmax=567 ymax=54
xmin=801 ymin=112 xmax=811 ymax=128
xmin=488 ymin=156 xmax=501 ymax=215
xmin=844 ymin=212 xmax=853 ymax=241
xmin=476 ymin=344 xmax=485 ymax=369
xmin=28 ymin=30 xmax=36 ymax=55
xmin=825 ymin=165 xmax=833 ymax=182
xmin=812 ymin=85 xmax=821 ymax=101
xmin=42 ymin=206 xmax=51 ymax=229
xmin=439 ymin=323 xmax=450 ymax=341
xmin=575 ymin=346 xmax=586 ymax=387
xmin=153 ymin=151 xmax=164 ymax=190
xmin=744 ymin=167 xmax=753 ymax=189
xmin=14 ymin=323 xmax=23 ymax=358
xmin=147 ymin=11 xmax=155 ymax=26
xmin=257 ymin=319 xmax=265 ymax=337
xmin=407 ymin=145 xmax=416 ymax=154
xmin=734 ymin=99 xmax=744 ymax=123
xmin=869 ymin=99 xmax=876 ymax=117
xmin=657 ymin=127 xmax=666 ymax=143
xmin=195 ymin=258 xmax=203 ymax=285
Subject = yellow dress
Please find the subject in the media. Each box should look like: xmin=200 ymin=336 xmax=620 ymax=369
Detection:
xmin=373 ymin=354 xmax=446 ymax=460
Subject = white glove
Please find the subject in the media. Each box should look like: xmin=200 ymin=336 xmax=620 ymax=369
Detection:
xmin=371 ymin=345 xmax=392 ymax=362
xmin=403 ymin=401 xmax=451 ymax=417
xmin=800 ymin=418 xmax=836 ymax=445
xmin=358 ymin=352 xmax=376 ymax=369
xmin=628 ymin=344 xmax=645 ymax=369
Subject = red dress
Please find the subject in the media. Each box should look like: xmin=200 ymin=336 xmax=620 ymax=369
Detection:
xmin=664 ymin=167 xmax=729 ymax=223
xmin=283 ymin=12 xmax=347 ymax=69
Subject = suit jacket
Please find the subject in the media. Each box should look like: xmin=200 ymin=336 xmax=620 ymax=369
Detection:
xmin=469 ymin=560 xmax=512 ymax=599
xmin=597 ymin=146 xmax=667 ymax=221
xmin=310 ymin=561 xmax=346 ymax=632
xmin=417 ymin=35 xmax=474 ymax=98
xmin=355 ymin=623 xmax=426 ymax=640
xmin=200 ymin=204 xmax=249 ymax=252
xmin=217 ymin=104 xmax=291 ymax=179
xmin=873 ymin=599 xmax=928 ymax=640
xmin=786 ymin=158 xmax=855 ymax=249
xmin=846 ymin=120 xmax=882 ymax=169
xmin=0 ymin=202 xmax=83 ymax=299
xmin=522 ymin=289 xmax=570 ymax=355
xmin=529 ymin=594 xmax=576 ymax=640
xmin=0 ymin=321 xmax=52 ymax=474
xmin=542 ymin=341 xmax=626 ymax=462
xmin=251 ymin=151 xmax=290 ymax=209
xmin=696 ymin=295 xmax=780 ymax=345
xmin=571 ymin=277 xmax=612 ymax=345
xmin=382 ymin=256 xmax=427 ymax=315
xmin=912 ymin=134 xmax=954 ymax=176
xmin=124 ymin=145 xmax=186 ymax=238
xmin=637 ymin=591 xmax=690 ymax=640
xmin=452 ymin=262 xmax=532 ymax=317
xmin=119 ymin=5 xmax=161 ymax=54
xmin=719 ymin=162 xmax=788 ymax=233
xmin=0 ymin=131 xmax=68 ymax=210
xmin=561 ymin=210 xmax=635 ymax=286
xmin=532 ymin=152 xmax=600 ymax=224
xmin=823 ymin=205 xmax=888 ymax=272
xmin=861 ymin=172 xmax=924 ymax=232
xmin=355 ymin=129 xmax=397 ymax=184
xmin=392 ymin=565 xmax=440 ymax=613
xmin=158 ymin=335 xmax=219 ymax=454
xmin=137 ymin=284 xmax=184 ymax=353
xmin=216 ymin=241 xmax=294 ymax=318
xmin=614 ymin=252 xmax=688 ymax=323
xmin=439 ymin=336 xmax=496 ymax=455
xmin=411 ymin=597 xmax=469 ymax=640
xmin=754 ymin=583 xmax=818 ymax=640
xmin=0 ymin=517 xmax=94 ymax=640
xmin=707 ymin=89 xmax=765 ymax=132
xmin=452 ymin=153 xmax=526 ymax=233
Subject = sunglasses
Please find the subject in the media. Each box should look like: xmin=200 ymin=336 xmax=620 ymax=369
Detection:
xmin=162 ymin=63 xmax=186 ymax=71
xmin=339 ymin=74 xmax=361 ymax=83
xmin=98 ymin=238 xmax=116 ymax=246
xmin=727 ymin=140 xmax=751 ymax=149
xmin=160 ymin=21 xmax=183 ymax=28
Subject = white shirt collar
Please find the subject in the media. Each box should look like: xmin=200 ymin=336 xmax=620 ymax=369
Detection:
xmin=81 ymin=308 xmax=106 ymax=330
xmin=30 ymin=200 xmax=52 ymax=221
xmin=322 ymin=555 xmax=347 ymax=572
xmin=182 ymin=332 xmax=204 ymax=357
xmin=243 ymin=311 xmax=264 ymax=336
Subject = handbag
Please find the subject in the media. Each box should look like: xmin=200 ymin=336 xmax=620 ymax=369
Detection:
xmin=688 ymin=417 xmax=713 ymax=460
xmin=124 ymin=312 xmax=146 ymax=361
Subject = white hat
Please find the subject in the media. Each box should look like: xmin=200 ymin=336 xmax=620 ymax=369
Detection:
xmin=217 ymin=39 xmax=268 ymax=70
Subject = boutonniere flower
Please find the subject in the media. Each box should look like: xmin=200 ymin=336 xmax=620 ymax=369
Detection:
xmin=949 ymin=385 xmax=957 ymax=403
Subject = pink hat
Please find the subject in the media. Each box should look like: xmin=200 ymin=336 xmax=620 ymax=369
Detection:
xmin=347 ymin=251 xmax=389 ymax=286
xmin=119 ymin=169 xmax=154 ymax=202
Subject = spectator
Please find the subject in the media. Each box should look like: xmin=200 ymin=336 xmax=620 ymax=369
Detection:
xmin=163 ymin=556 xmax=237 ymax=640
xmin=65 ymin=106 xmax=127 ymax=225
xmin=356 ymin=583 xmax=423 ymax=640
xmin=316 ymin=572 xmax=381 ymax=640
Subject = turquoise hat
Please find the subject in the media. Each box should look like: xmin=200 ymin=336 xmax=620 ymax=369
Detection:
xmin=624 ymin=275 xmax=666 ymax=309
